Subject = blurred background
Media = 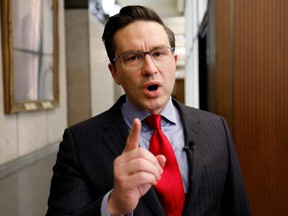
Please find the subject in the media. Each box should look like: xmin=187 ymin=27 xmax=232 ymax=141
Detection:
xmin=0 ymin=0 xmax=287 ymax=215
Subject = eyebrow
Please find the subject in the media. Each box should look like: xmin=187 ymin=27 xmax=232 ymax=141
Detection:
xmin=117 ymin=45 xmax=170 ymax=55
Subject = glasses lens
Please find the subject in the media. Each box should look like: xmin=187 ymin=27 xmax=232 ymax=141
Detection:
xmin=120 ymin=47 xmax=174 ymax=70
xmin=151 ymin=48 xmax=174 ymax=64
xmin=121 ymin=52 xmax=144 ymax=69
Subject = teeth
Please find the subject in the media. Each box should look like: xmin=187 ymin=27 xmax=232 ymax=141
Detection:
xmin=147 ymin=85 xmax=158 ymax=91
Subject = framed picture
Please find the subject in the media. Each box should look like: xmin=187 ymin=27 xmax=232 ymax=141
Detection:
xmin=1 ymin=0 xmax=59 ymax=113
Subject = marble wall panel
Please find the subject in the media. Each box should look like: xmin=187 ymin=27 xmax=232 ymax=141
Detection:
xmin=0 ymin=153 xmax=56 ymax=216
xmin=18 ymin=111 xmax=49 ymax=156
xmin=0 ymin=115 xmax=18 ymax=164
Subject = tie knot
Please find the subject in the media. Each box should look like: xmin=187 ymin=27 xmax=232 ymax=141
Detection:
xmin=145 ymin=114 xmax=162 ymax=129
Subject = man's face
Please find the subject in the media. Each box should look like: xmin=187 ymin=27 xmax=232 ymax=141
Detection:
xmin=108 ymin=21 xmax=178 ymax=114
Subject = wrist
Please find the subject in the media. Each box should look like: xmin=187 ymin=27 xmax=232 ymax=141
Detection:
xmin=108 ymin=191 xmax=125 ymax=216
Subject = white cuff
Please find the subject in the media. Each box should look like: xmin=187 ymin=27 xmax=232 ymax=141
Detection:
xmin=100 ymin=191 xmax=133 ymax=216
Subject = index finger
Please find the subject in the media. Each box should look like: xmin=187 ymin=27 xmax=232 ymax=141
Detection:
xmin=123 ymin=118 xmax=141 ymax=153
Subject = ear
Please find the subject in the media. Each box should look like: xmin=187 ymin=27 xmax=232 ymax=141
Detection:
xmin=108 ymin=63 xmax=121 ymax=85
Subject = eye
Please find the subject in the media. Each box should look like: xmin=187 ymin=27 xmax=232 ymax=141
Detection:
xmin=152 ymin=51 xmax=162 ymax=57
xmin=152 ymin=49 xmax=169 ymax=58
xmin=123 ymin=53 xmax=143 ymax=62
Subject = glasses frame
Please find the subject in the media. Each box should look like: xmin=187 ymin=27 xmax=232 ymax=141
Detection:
xmin=112 ymin=47 xmax=175 ymax=69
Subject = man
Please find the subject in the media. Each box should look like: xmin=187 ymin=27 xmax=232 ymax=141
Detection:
xmin=47 ymin=5 xmax=250 ymax=216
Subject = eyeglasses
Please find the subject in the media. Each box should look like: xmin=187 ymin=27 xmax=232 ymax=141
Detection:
xmin=112 ymin=47 xmax=175 ymax=70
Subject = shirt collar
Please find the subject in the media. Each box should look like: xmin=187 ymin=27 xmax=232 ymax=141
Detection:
xmin=121 ymin=96 xmax=177 ymax=126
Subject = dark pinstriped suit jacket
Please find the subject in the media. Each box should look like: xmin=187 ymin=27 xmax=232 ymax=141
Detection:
xmin=47 ymin=95 xmax=250 ymax=216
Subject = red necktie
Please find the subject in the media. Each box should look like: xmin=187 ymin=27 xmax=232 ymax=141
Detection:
xmin=145 ymin=114 xmax=185 ymax=216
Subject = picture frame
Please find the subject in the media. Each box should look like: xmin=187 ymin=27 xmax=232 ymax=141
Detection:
xmin=1 ymin=0 xmax=59 ymax=113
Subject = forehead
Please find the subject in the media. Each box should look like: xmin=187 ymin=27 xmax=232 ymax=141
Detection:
xmin=114 ymin=21 xmax=170 ymax=53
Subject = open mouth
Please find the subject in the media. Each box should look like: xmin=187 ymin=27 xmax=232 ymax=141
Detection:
xmin=147 ymin=84 xmax=159 ymax=91
xmin=144 ymin=82 xmax=161 ymax=97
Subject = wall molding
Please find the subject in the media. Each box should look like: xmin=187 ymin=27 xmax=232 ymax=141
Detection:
xmin=0 ymin=142 xmax=59 ymax=180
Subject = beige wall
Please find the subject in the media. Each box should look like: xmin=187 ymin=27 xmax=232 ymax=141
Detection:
xmin=0 ymin=1 xmax=67 ymax=165
xmin=88 ymin=12 xmax=118 ymax=116
xmin=65 ymin=9 xmax=117 ymax=126
xmin=0 ymin=153 xmax=57 ymax=215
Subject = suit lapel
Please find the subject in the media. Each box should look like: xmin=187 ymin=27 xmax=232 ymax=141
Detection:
xmin=183 ymin=124 xmax=204 ymax=214
xmin=142 ymin=188 xmax=166 ymax=216
xmin=101 ymin=116 xmax=129 ymax=157
xmin=100 ymin=95 xmax=130 ymax=157
xmin=173 ymin=100 xmax=205 ymax=214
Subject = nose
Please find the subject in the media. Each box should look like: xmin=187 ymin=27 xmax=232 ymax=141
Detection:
xmin=142 ymin=54 xmax=158 ymax=75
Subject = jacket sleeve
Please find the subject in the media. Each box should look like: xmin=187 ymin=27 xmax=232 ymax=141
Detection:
xmin=46 ymin=128 xmax=103 ymax=216
xmin=220 ymin=117 xmax=251 ymax=216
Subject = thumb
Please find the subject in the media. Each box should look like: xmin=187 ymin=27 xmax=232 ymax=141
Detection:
xmin=156 ymin=155 xmax=166 ymax=168
xmin=123 ymin=118 xmax=141 ymax=153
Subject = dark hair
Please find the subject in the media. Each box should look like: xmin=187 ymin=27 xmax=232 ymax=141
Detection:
xmin=102 ymin=5 xmax=175 ymax=63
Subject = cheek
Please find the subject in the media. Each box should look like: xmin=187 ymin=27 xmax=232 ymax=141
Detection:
xmin=120 ymin=73 xmax=140 ymax=88
xmin=164 ymin=72 xmax=176 ymax=93
xmin=164 ymin=68 xmax=176 ymax=84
